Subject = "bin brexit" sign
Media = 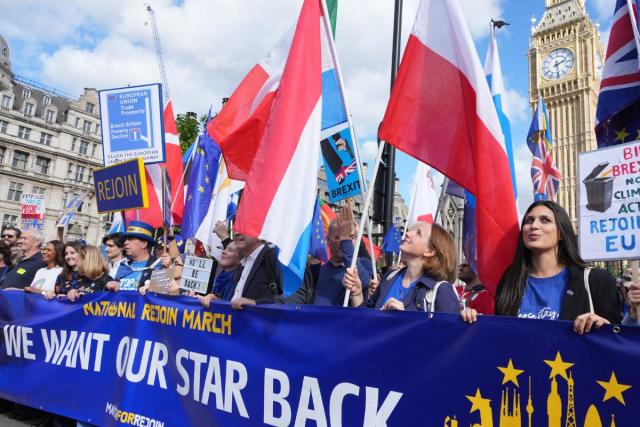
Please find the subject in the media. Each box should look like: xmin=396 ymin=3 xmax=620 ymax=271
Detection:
xmin=578 ymin=141 xmax=640 ymax=261
xmin=98 ymin=83 xmax=165 ymax=166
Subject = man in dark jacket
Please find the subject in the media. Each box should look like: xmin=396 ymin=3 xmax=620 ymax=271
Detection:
xmin=228 ymin=233 xmax=282 ymax=309
xmin=0 ymin=228 xmax=45 ymax=289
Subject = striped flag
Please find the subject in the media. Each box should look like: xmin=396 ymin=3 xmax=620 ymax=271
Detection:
xmin=527 ymin=97 xmax=561 ymax=201
xmin=233 ymin=0 xmax=323 ymax=291
xmin=378 ymin=0 xmax=519 ymax=292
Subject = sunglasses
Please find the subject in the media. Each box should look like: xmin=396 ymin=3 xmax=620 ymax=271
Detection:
xmin=2 ymin=234 xmax=16 ymax=238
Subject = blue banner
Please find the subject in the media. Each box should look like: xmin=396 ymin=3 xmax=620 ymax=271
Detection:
xmin=94 ymin=158 xmax=149 ymax=214
xmin=1 ymin=292 xmax=638 ymax=426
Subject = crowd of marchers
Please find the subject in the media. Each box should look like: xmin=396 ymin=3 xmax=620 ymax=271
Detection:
xmin=0 ymin=200 xmax=639 ymax=425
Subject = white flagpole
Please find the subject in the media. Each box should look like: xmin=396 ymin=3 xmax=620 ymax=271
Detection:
xmin=319 ymin=0 xmax=378 ymax=286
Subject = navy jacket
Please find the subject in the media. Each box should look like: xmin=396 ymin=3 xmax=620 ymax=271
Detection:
xmin=230 ymin=245 xmax=282 ymax=304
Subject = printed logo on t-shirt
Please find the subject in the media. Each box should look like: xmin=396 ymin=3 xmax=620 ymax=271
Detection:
xmin=518 ymin=307 xmax=560 ymax=321
xmin=16 ymin=268 xmax=26 ymax=275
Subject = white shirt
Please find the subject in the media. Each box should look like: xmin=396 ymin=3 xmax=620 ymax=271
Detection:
xmin=232 ymin=244 xmax=265 ymax=300
xmin=108 ymin=258 xmax=124 ymax=279
xmin=31 ymin=266 xmax=63 ymax=292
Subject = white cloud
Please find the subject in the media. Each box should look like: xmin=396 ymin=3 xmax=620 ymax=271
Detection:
xmin=459 ymin=0 xmax=504 ymax=39
xmin=590 ymin=0 xmax=616 ymax=21
xmin=513 ymin=142 xmax=534 ymax=218
xmin=359 ymin=140 xmax=379 ymax=164
xmin=504 ymin=87 xmax=529 ymax=123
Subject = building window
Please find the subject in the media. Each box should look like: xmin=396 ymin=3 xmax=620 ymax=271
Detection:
xmin=2 ymin=214 xmax=18 ymax=228
xmin=96 ymin=123 xmax=100 ymax=135
xmin=35 ymin=156 xmax=50 ymax=175
xmin=74 ymin=165 xmax=86 ymax=182
xmin=32 ymin=186 xmax=46 ymax=195
xmin=91 ymin=143 xmax=97 ymax=156
xmin=12 ymin=151 xmax=28 ymax=170
xmin=62 ymin=192 xmax=68 ymax=209
xmin=7 ymin=181 xmax=23 ymax=202
xmin=82 ymin=120 xmax=92 ymax=135
xmin=1 ymin=95 xmax=11 ymax=110
xmin=17 ymin=126 xmax=31 ymax=140
xmin=86 ymin=102 xmax=95 ymax=114
xmin=79 ymin=140 xmax=89 ymax=155
xmin=75 ymin=117 xmax=80 ymax=128
xmin=39 ymin=133 xmax=52 ymax=145
xmin=44 ymin=109 xmax=55 ymax=123
xmin=0 ymin=146 xmax=5 ymax=164
xmin=0 ymin=120 xmax=7 ymax=134
xmin=22 ymin=88 xmax=31 ymax=99
xmin=71 ymin=137 xmax=77 ymax=152
xmin=23 ymin=103 xmax=34 ymax=117
xmin=42 ymin=95 xmax=52 ymax=106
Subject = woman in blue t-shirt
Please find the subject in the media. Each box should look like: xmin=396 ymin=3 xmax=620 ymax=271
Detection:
xmin=461 ymin=201 xmax=621 ymax=333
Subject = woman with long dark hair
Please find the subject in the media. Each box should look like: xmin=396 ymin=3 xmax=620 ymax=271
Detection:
xmin=462 ymin=201 xmax=621 ymax=333
xmin=24 ymin=240 xmax=64 ymax=294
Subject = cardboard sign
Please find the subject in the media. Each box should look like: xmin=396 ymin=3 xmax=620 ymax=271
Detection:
xmin=99 ymin=83 xmax=165 ymax=166
xmin=93 ymin=158 xmax=149 ymax=213
xmin=578 ymin=141 xmax=640 ymax=260
xmin=21 ymin=193 xmax=46 ymax=230
xmin=180 ymin=255 xmax=214 ymax=295
xmin=148 ymin=268 xmax=174 ymax=295
xmin=320 ymin=125 xmax=364 ymax=203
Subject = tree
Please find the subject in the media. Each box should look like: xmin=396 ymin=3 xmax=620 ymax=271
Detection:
xmin=175 ymin=113 xmax=207 ymax=154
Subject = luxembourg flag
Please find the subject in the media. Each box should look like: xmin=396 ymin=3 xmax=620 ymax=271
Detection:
xmin=233 ymin=0 xmax=322 ymax=292
xmin=207 ymin=29 xmax=292 ymax=181
xmin=378 ymin=0 xmax=519 ymax=292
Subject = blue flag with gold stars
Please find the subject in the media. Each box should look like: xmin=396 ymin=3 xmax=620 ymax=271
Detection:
xmin=382 ymin=223 xmax=402 ymax=254
xmin=308 ymin=198 xmax=328 ymax=262
xmin=181 ymin=114 xmax=221 ymax=240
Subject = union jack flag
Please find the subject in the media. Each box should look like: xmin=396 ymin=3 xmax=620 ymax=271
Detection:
xmin=595 ymin=0 xmax=640 ymax=147
xmin=527 ymin=97 xmax=562 ymax=201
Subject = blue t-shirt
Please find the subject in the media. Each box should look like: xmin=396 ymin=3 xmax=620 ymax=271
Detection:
xmin=518 ymin=268 xmax=568 ymax=320
xmin=117 ymin=260 xmax=149 ymax=291
xmin=381 ymin=271 xmax=418 ymax=307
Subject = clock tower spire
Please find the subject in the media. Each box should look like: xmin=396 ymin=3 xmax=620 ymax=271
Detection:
xmin=528 ymin=0 xmax=604 ymax=224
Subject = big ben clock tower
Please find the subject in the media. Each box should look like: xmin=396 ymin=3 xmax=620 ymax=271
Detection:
xmin=528 ymin=0 xmax=604 ymax=225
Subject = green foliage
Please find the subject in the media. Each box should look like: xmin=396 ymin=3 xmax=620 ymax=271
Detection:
xmin=175 ymin=113 xmax=203 ymax=154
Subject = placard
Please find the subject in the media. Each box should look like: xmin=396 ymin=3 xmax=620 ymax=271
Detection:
xmin=148 ymin=268 xmax=174 ymax=295
xmin=320 ymin=125 xmax=364 ymax=202
xmin=578 ymin=141 xmax=640 ymax=260
xmin=93 ymin=158 xmax=149 ymax=214
xmin=20 ymin=193 xmax=46 ymax=230
xmin=180 ymin=255 xmax=214 ymax=295
xmin=99 ymin=83 xmax=165 ymax=166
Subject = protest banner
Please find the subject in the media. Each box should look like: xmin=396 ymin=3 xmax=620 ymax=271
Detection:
xmin=148 ymin=268 xmax=174 ymax=295
xmin=578 ymin=141 xmax=640 ymax=260
xmin=98 ymin=83 xmax=165 ymax=166
xmin=20 ymin=193 xmax=46 ymax=230
xmin=0 ymin=292 xmax=638 ymax=426
xmin=93 ymin=158 xmax=149 ymax=214
xmin=180 ymin=255 xmax=214 ymax=295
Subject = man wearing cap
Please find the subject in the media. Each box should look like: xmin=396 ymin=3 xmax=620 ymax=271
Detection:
xmin=105 ymin=221 xmax=160 ymax=292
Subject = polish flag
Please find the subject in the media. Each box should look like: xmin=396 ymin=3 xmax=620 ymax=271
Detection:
xmin=233 ymin=0 xmax=322 ymax=282
xmin=125 ymin=101 xmax=184 ymax=228
xmin=407 ymin=162 xmax=438 ymax=225
xmin=378 ymin=0 xmax=519 ymax=292
xmin=207 ymin=29 xmax=293 ymax=181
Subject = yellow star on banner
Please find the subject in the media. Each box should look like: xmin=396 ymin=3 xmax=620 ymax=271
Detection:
xmin=636 ymin=129 xmax=640 ymax=140
xmin=615 ymin=128 xmax=629 ymax=143
xmin=498 ymin=359 xmax=525 ymax=387
xmin=198 ymin=185 xmax=205 ymax=193
xmin=204 ymin=176 xmax=210 ymax=184
xmin=544 ymin=351 xmax=574 ymax=380
xmin=466 ymin=388 xmax=490 ymax=414
xmin=597 ymin=372 xmax=631 ymax=405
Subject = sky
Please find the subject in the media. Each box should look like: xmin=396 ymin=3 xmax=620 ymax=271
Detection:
xmin=0 ymin=0 xmax=618 ymax=216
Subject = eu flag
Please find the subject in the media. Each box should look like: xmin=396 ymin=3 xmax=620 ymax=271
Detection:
xmin=382 ymin=223 xmax=402 ymax=254
xmin=308 ymin=199 xmax=328 ymax=262
xmin=181 ymin=116 xmax=222 ymax=240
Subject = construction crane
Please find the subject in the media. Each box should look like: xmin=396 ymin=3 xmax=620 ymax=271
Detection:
xmin=146 ymin=5 xmax=171 ymax=102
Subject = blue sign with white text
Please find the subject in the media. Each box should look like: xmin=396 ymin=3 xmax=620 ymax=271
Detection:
xmin=93 ymin=158 xmax=149 ymax=214
xmin=0 ymin=292 xmax=638 ymax=426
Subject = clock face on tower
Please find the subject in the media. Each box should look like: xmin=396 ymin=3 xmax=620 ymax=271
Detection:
xmin=541 ymin=48 xmax=575 ymax=80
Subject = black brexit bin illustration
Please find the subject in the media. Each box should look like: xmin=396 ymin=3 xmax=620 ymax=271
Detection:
xmin=583 ymin=162 xmax=614 ymax=213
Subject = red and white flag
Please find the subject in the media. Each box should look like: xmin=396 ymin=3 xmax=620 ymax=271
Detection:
xmin=126 ymin=101 xmax=184 ymax=228
xmin=407 ymin=162 xmax=438 ymax=225
xmin=233 ymin=0 xmax=322 ymax=281
xmin=207 ymin=30 xmax=292 ymax=181
xmin=378 ymin=0 xmax=519 ymax=291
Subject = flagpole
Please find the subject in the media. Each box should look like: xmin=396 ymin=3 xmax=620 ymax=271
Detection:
xmin=342 ymin=141 xmax=386 ymax=306
xmin=319 ymin=0 xmax=378 ymax=279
